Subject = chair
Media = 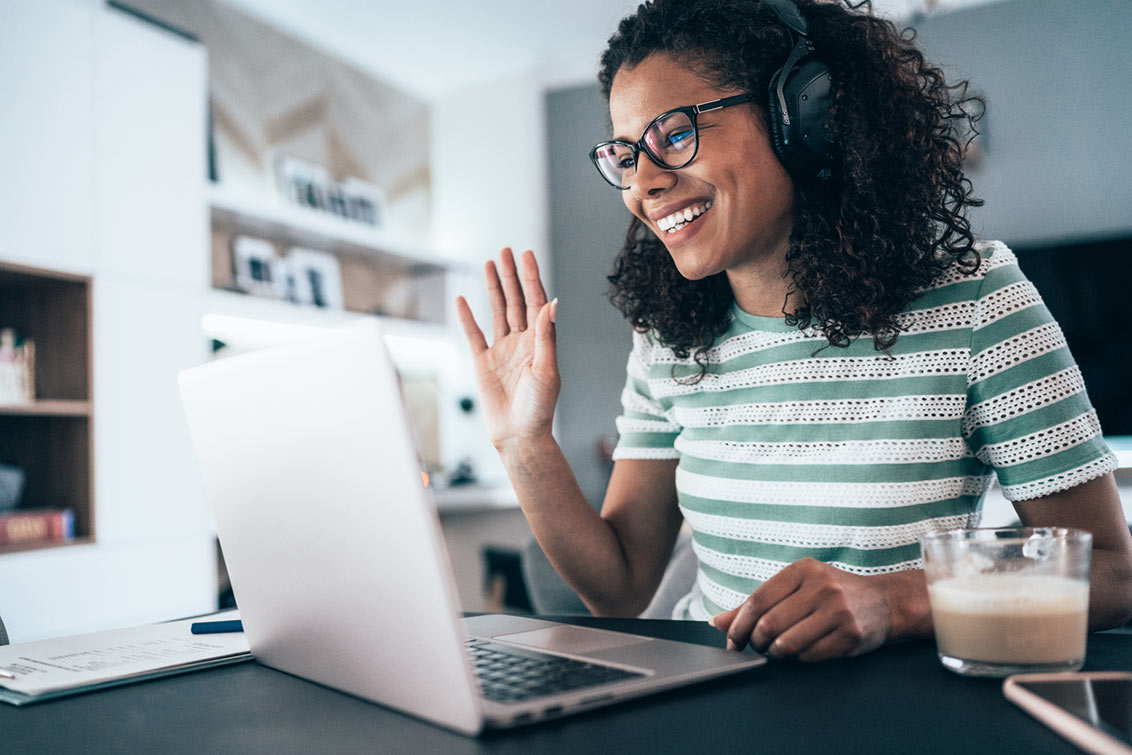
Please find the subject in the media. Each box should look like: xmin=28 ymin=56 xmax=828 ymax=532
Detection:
xmin=521 ymin=531 xmax=697 ymax=619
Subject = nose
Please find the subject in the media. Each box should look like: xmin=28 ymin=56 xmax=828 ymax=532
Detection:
xmin=628 ymin=152 xmax=676 ymax=201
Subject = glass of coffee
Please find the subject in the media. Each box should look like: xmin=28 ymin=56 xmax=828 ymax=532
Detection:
xmin=921 ymin=527 xmax=1092 ymax=677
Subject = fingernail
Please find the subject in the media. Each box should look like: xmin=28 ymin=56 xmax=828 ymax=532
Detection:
xmin=726 ymin=638 xmax=737 ymax=651
xmin=550 ymin=297 xmax=558 ymax=323
xmin=707 ymin=616 xmax=717 ymax=628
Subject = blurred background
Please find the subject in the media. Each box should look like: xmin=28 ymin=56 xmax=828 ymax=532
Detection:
xmin=0 ymin=0 xmax=1128 ymax=642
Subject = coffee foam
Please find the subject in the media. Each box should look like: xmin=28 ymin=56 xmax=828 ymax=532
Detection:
xmin=928 ymin=574 xmax=1089 ymax=614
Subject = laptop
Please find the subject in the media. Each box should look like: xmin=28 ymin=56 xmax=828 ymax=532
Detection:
xmin=178 ymin=319 xmax=765 ymax=735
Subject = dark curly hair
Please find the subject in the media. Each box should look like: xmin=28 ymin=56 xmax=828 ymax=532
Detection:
xmin=600 ymin=0 xmax=984 ymax=373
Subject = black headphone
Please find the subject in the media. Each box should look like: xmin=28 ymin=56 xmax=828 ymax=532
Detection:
xmin=761 ymin=0 xmax=834 ymax=180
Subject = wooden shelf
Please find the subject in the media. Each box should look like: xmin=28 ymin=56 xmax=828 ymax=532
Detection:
xmin=0 ymin=262 xmax=93 ymax=553
xmin=0 ymin=536 xmax=93 ymax=556
xmin=0 ymin=399 xmax=92 ymax=417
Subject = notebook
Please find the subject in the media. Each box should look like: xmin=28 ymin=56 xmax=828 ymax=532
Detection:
xmin=178 ymin=319 xmax=765 ymax=735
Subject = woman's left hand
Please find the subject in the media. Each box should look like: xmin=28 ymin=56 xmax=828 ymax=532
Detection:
xmin=709 ymin=558 xmax=896 ymax=662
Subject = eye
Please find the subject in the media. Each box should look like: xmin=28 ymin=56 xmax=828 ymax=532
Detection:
xmin=667 ymin=129 xmax=695 ymax=149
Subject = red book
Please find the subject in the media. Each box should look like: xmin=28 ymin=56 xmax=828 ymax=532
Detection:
xmin=0 ymin=509 xmax=74 ymax=547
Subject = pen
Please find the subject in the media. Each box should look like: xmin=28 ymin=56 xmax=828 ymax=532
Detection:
xmin=190 ymin=620 xmax=243 ymax=635
xmin=0 ymin=668 xmax=14 ymax=679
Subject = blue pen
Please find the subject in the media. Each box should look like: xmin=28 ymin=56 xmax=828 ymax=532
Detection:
xmin=190 ymin=619 xmax=243 ymax=634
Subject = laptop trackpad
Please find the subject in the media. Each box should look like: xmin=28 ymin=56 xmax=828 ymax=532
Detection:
xmin=495 ymin=626 xmax=652 ymax=655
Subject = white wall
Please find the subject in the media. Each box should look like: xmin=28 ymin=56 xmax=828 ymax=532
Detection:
xmin=430 ymin=73 xmax=550 ymax=282
xmin=429 ymin=72 xmax=551 ymax=491
xmin=428 ymin=73 xmax=551 ymax=609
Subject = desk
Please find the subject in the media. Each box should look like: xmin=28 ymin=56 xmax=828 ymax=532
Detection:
xmin=4 ymin=616 xmax=1131 ymax=754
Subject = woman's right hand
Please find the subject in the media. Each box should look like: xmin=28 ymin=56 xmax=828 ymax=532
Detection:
xmin=456 ymin=248 xmax=559 ymax=451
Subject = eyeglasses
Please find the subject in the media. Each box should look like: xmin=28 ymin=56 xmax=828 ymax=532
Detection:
xmin=589 ymin=92 xmax=757 ymax=190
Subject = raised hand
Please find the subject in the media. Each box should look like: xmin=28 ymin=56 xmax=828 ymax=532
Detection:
xmin=456 ymin=248 xmax=559 ymax=450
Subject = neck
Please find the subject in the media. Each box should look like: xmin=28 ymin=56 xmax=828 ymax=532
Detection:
xmin=726 ymin=245 xmax=795 ymax=317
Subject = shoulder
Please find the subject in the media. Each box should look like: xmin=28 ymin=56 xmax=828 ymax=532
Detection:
xmin=916 ymin=241 xmax=1029 ymax=305
xmin=901 ymin=241 xmax=1039 ymax=334
xmin=931 ymin=240 xmax=1017 ymax=288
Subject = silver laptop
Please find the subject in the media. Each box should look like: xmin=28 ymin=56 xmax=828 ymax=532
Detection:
xmin=178 ymin=319 xmax=765 ymax=735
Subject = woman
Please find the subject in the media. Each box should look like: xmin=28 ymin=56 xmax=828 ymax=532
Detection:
xmin=455 ymin=0 xmax=1132 ymax=661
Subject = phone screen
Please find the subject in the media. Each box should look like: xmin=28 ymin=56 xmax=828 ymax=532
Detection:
xmin=1018 ymin=679 xmax=1132 ymax=743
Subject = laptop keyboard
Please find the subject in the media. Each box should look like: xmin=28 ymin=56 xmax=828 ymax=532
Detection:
xmin=465 ymin=639 xmax=645 ymax=704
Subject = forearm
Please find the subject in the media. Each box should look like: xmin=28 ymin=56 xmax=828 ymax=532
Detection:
xmin=1012 ymin=475 xmax=1132 ymax=630
xmin=1088 ymin=547 xmax=1132 ymax=629
xmin=497 ymin=433 xmax=639 ymax=615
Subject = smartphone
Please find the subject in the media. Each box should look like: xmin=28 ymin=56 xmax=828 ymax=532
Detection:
xmin=1004 ymin=672 xmax=1132 ymax=755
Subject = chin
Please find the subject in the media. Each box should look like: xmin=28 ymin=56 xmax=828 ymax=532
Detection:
xmin=666 ymin=249 xmax=719 ymax=282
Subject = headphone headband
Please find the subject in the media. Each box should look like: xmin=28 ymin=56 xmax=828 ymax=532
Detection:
xmin=761 ymin=0 xmax=809 ymax=36
xmin=760 ymin=0 xmax=834 ymax=180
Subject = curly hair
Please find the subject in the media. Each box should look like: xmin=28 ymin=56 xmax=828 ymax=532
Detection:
xmin=600 ymin=0 xmax=984 ymax=373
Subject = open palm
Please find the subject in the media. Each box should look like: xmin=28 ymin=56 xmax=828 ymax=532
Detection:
xmin=456 ymin=248 xmax=559 ymax=449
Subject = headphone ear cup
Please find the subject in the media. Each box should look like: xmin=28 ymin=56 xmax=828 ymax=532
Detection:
xmin=767 ymin=57 xmax=834 ymax=180
xmin=784 ymin=58 xmax=834 ymax=174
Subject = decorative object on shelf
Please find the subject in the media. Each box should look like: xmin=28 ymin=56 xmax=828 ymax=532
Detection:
xmin=232 ymin=236 xmax=284 ymax=299
xmin=0 ymin=462 xmax=25 ymax=511
xmin=0 ymin=328 xmax=34 ymax=404
xmin=275 ymin=155 xmax=385 ymax=228
xmin=285 ymin=247 xmax=344 ymax=309
xmin=0 ymin=508 xmax=74 ymax=548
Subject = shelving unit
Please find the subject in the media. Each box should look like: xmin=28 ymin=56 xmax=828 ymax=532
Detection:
xmin=201 ymin=186 xmax=515 ymax=518
xmin=207 ymin=185 xmax=454 ymax=327
xmin=0 ymin=262 xmax=94 ymax=553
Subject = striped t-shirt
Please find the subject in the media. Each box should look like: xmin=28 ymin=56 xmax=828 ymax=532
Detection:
xmin=612 ymin=242 xmax=1118 ymax=620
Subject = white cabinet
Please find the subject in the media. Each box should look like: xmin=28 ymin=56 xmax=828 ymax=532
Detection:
xmin=93 ymin=9 xmax=208 ymax=286
xmin=0 ymin=0 xmax=96 ymax=274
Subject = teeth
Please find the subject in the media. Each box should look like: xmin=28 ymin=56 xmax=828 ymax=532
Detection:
xmin=657 ymin=200 xmax=712 ymax=233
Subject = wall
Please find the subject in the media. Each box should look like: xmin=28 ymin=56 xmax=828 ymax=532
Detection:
xmin=429 ymin=72 xmax=552 ymax=489
xmin=546 ymin=85 xmax=636 ymax=508
xmin=427 ymin=73 xmax=554 ymax=609
xmin=912 ymin=0 xmax=1132 ymax=245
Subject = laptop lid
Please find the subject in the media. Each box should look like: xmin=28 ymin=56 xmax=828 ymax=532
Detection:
xmin=179 ymin=319 xmax=484 ymax=735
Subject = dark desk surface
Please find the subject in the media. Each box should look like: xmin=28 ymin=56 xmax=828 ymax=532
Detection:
xmin=5 ymin=615 xmax=1131 ymax=754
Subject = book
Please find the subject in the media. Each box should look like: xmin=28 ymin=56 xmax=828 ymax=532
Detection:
xmin=0 ymin=508 xmax=74 ymax=547
xmin=0 ymin=611 xmax=250 ymax=706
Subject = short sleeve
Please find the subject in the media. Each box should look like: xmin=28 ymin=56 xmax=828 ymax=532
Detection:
xmin=612 ymin=330 xmax=682 ymax=460
xmin=962 ymin=244 xmax=1117 ymax=501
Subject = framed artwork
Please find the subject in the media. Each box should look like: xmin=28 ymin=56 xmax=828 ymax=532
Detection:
xmin=232 ymin=235 xmax=284 ymax=298
xmin=286 ymin=247 xmax=344 ymax=309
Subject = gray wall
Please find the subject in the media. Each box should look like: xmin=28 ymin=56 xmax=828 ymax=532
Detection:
xmin=545 ymin=0 xmax=1132 ymax=506
xmin=547 ymin=85 xmax=634 ymax=507
xmin=914 ymin=0 xmax=1132 ymax=245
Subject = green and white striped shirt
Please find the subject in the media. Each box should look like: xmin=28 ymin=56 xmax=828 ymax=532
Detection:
xmin=612 ymin=242 xmax=1118 ymax=620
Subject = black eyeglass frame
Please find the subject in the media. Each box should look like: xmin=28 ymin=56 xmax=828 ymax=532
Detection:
xmin=589 ymin=91 xmax=758 ymax=190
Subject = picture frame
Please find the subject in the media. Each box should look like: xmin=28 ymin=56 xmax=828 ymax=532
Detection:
xmin=232 ymin=235 xmax=285 ymax=298
xmin=274 ymin=154 xmax=385 ymax=228
xmin=285 ymin=247 xmax=344 ymax=309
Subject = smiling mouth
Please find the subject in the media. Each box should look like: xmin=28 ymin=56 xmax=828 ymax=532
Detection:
xmin=656 ymin=200 xmax=712 ymax=234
